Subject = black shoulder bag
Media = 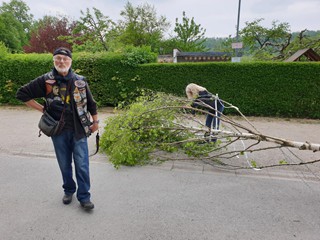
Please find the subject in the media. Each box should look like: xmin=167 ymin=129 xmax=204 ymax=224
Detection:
xmin=38 ymin=81 xmax=71 ymax=137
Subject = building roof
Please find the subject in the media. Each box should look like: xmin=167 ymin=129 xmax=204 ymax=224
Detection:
xmin=284 ymin=48 xmax=320 ymax=62
xmin=177 ymin=51 xmax=231 ymax=57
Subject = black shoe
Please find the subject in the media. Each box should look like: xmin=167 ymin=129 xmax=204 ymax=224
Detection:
xmin=80 ymin=201 xmax=95 ymax=210
xmin=62 ymin=194 xmax=73 ymax=205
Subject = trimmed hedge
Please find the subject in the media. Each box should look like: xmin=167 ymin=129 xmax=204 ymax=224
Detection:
xmin=0 ymin=53 xmax=319 ymax=118
xmin=0 ymin=54 xmax=53 ymax=104
xmin=133 ymin=62 xmax=320 ymax=118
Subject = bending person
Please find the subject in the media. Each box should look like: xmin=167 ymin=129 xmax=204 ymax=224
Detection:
xmin=186 ymin=83 xmax=224 ymax=137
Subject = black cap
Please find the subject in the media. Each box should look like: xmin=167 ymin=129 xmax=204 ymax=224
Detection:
xmin=53 ymin=47 xmax=72 ymax=59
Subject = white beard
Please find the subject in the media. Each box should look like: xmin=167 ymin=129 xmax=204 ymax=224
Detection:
xmin=55 ymin=66 xmax=70 ymax=74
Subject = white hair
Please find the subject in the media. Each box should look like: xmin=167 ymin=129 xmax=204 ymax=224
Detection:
xmin=185 ymin=83 xmax=207 ymax=99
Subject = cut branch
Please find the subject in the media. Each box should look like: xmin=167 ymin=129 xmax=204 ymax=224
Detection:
xmin=101 ymin=93 xmax=320 ymax=169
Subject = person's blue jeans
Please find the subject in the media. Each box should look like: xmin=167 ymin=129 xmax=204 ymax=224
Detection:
xmin=205 ymin=98 xmax=224 ymax=130
xmin=51 ymin=130 xmax=91 ymax=203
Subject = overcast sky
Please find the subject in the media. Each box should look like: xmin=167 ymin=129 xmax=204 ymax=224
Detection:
xmin=6 ymin=0 xmax=320 ymax=38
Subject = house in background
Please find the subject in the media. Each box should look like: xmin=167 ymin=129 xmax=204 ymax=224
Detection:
xmin=173 ymin=48 xmax=231 ymax=63
xmin=284 ymin=48 xmax=320 ymax=62
xmin=157 ymin=54 xmax=173 ymax=63
xmin=157 ymin=49 xmax=232 ymax=63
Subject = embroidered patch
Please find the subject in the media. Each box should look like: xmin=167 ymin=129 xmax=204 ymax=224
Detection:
xmin=74 ymin=87 xmax=81 ymax=103
xmin=77 ymin=107 xmax=84 ymax=115
xmin=80 ymin=115 xmax=87 ymax=123
xmin=52 ymin=86 xmax=59 ymax=96
xmin=74 ymin=80 xmax=86 ymax=88
xmin=46 ymin=84 xmax=53 ymax=95
xmin=79 ymin=88 xmax=86 ymax=99
xmin=45 ymin=79 xmax=56 ymax=85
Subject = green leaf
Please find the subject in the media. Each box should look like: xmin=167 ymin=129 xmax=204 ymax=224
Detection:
xmin=251 ymin=160 xmax=257 ymax=168
xmin=279 ymin=160 xmax=288 ymax=165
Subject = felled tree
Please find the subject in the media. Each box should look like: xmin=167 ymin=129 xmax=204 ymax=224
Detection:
xmin=100 ymin=92 xmax=320 ymax=169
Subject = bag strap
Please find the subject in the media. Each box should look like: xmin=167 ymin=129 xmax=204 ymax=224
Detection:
xmin=89 ymin=131 xmax=100 ymax=157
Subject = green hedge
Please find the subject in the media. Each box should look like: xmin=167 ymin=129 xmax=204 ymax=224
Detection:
xmin=113 ymin=62 xmax=320 ymax=118
xmin=0 ymin=53 xmax=319 ymax=118
xmin=0 ymin=54 xmax=53 ymax=104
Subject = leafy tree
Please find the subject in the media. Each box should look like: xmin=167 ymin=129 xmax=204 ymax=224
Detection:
xmin=160 ymin=36 xmax=233 ymax=55
xmin=0 ymin=0 xmax=33 ymax=52
xmin=204 ymin=37 xmax=230 ymax=51
xmin=117 ymin=1 xmax=170 ymax=52
xmin=100 ymin=92 xmax=320 ymax=169
xmin=100 ymin=92 xmax=213 ymax=168
xmin=173 ymin=11 xmax=207 ymax=52
xmin=69 ymin=7 xmax=116 ymax=52
xmin=0 ymin=11 xmax=26 ymax=52
xmin=0 ymin=0 xmax=33 ymax=34
xmin=240 ymin=18 xmax=291 ymax=60
xmin=283 ymin=29 xmax=320 ymax=59
xmin=24 ymin=16 xmax=74 ymax=53
xmin=121 ymin=45 xmax=157 ymax=67
xmin=157 ymin=38 xmax=179 ymax=54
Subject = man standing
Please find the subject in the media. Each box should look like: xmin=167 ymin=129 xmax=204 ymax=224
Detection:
xmin=16 ymin=47 xmax=99 ymax=210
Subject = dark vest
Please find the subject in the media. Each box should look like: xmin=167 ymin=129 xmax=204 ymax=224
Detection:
xmin=43 ymin=71 xmax=92 ymax=137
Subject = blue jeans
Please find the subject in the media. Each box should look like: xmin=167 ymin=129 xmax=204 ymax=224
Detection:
xmin=205 ymin=98 xmax=224 ymax=130
xmin=51 ymin=131 xmax=91 ymax=203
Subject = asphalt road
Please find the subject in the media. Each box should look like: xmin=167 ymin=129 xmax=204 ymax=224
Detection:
xmin=1 ymin=153 xmax=320 ymax=240
xmin=1 ymin=107 xmax=320 ymax=240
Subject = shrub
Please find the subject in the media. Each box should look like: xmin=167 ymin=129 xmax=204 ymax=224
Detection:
xmin=121 ymin=45 xmax=157 ymax=67
xmin=100 ymin=93 xmax=215 ymax=168
xmin=0 ymin=41 xmax=9 ymax=59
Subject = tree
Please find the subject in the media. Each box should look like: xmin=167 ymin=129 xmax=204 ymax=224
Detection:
xmin=204 ymin=37 xmax=229 ymax=51
xmin=118 ymin=1 xmax=170 ymax=52
xmin=0 ymin=0 xmax=33 ymax=34
xmin=24 ymin=16 xmax=75 ymax=53
xmin=283 ymin=29 xmax=320 ymax=59
xmin=68 ymin=7 xmax=116 ymax=52
xmin=0 ymin=0 xmax=33 ymax=52
xmin=100 ymin=93 xmax=320 ymax=169
xmin=240 ymin=18 xmax=292 ymax=60
xmin=174 ymin=11 xmax=207 ymax=52
xmin=0 ymin=11 xmax=26 ymax=52
xmin=157 ymin=38 xmax=179 ymax=54
xmin=216 ymin=35 xmax=234 ymax=53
